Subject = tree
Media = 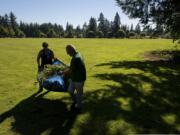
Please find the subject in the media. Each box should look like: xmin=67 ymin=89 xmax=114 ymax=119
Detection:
xmin=47 ymin=29 xmax=57 ymax=38
xmin=129 ymin=32 xmax=136 ymax=37
xmin=98 ymin=12 xmax=109 ymax=38
xmin=97 ymin=31 xmax=104 ymax=38
xmin=16 ymin=29 xmax=25 ymax=37
xmin=130 ymin=24 xmax=134 ymax=32
xmin=82 ymin=23 xmax=88 ymax=37
xmin=112 ymin=12 xmax=121 ymax=37
xmin=142 ymin=25 xmax=154 ymax=37
xmin=115 ymin=0 xmax=180 ymax=40
xmin=121 ymin=24 xmax=129 ymax=37
xmin=87 ymin=17 xmax=97 ymax=37
xmin=9 ymin=12 xmax=18 ymax=34
xmin=8 ymin=27 xmax=15 ymax=37
xmin=154 ymin=24 xmax=164 ymax=37
xmin=140 ymin=32 xmax=146 ymax=38
xmin=57 ymin=25 xmax=64 ymax=37
xmin=117 ymin=29 xmax=126 ymax=38
xmin=104 ymin=19 xmax=111 ymax=37
xmin=0 ymin=26 xmax=9 ymax=37
xmin=87 ymin=31 xmax=96 ymax=38
xmin=75 ymin=25 xmax=82 ymax=38
xmin=65 ymin=23 xmax=74 ymax=38
xmin=135 ymin=23 xmax=141 ymax=34
xmin=3 ymin=14 xmax=9 ymax=27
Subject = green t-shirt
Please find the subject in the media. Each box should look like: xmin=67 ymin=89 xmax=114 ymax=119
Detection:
xmin=70 ymin=52 xmax=86 ymax=82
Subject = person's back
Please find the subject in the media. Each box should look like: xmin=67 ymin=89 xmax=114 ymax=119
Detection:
xmin=40 ymin=48 xmax=54 ymax=66
xmin=37 ymin=42 xmax=54 ymax=69
xmin=70 ymin=52 xmax=86 ymax=82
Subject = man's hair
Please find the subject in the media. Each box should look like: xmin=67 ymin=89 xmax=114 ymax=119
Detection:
xmin=66 ymin=44 xmax=76 ymax=52
xmin=42 ymin=42 xmax=48 ymax=48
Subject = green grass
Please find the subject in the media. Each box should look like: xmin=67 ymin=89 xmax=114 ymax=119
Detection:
xmin=0 ymin=38 xmax=180 ymax=134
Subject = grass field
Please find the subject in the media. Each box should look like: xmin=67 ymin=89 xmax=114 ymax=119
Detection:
xmin=0 ymin=38 xmax=180 ymax=134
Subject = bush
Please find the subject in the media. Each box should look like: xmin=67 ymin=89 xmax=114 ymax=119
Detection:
xmin=129 ymin=32 xmax=136 ymax=37
xmin=0 ymin=26 xmax=9 ymax=37
xmin=97 ymin=31 xmax=104 ymax=38
xmin=116 ymin=29 xmax=126 ymax=38
xmin=87 ymin=31 xmax=96 ymax=38
xmin=140 ymin=32 xmax=146 ymax=37
xmin=107 ymin=31 xmax=113 ymax=38
xmin=16 ymin=29 xmax=26 ymax=37
xmin=47 ymin=29 xmax=57 ymax=38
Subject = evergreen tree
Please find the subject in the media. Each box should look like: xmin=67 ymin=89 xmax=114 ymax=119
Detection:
xmin=87 ymin=31 xmax=96 ymax=38
xmin=82 ymin=23 xmax=88 ymax=38
xmin=75 ymin=25 xmax=82 ymax=38
xmin=130 ymin=24 xmax=134 ymax=32
xmin=112 ymin=12 xmax=121 ymax=37
xmin=3 ymin=14 xmax=9 ymax=27
xmin=104 ymin=19 xmax=111 ymax=37
xmin=9 ymin=12 xmax=18 ymax=33
xmin=155 ymin=24 xmax=164 ymax=37
xmin=129 ymin=32 xmax=136 ymax=37
xmin=142 ymin=25 xmax=154 ymax=37
xmin=121 ymin=24 xmax=129 ymax=37
xmin=117 ymin=29 xmax=126 ymax=38
xmin=57 ymin=25 xmax=64 ymax=37
xmin=135 ymin=23 xmax=141 ymax=34
xmin=97 ymin=31 xmax=104 ymax=38
xmin=47 ymin=29 xmax=57 ymax=38
xmin=87 ymin=17 xmax=97 ymax=37
xmin=98 ymin=13 xmax=107 ymax=38
xmin=0 ymin=26 xmax=9 ymax=37
xmin=65 ymin=23 xmax=74 ymax=38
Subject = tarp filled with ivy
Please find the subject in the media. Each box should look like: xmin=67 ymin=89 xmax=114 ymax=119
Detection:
xmin=37 ymin=59 xmax=69 ymax=92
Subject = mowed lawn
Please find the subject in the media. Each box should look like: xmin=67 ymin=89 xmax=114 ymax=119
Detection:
xmin=0 ymin=38 xmax=180 ymax=134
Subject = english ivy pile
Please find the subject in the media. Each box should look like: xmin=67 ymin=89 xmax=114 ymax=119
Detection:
xmin=37 ymin=64 xmax=69 ymax=82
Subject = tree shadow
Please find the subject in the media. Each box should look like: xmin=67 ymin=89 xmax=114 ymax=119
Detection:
xmin=83 ymin=60 xmax=180 ymax=134
xmin=1 ymin=60 xmax=180 ymax=134
xmin=0 ymin=91 xmax=78 ymax=135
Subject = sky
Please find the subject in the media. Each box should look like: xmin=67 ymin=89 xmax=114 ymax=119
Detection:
xmin=0 ymin=0 xmax=139 ymax=28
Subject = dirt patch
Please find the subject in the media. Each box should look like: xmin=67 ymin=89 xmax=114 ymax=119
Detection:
xmin=144 ymin=50 xmax=180 ymax=63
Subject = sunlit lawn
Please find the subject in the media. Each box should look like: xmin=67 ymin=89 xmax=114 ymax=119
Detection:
xmin=0 ymin=38 xmax=180 ymax=134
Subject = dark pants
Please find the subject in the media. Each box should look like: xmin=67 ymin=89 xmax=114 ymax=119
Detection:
xmin=37 ymin=66 xmax=44 ymax=91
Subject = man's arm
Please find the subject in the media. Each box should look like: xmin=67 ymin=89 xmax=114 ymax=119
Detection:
xmin=63 ymin=67 xmax=71 ymax=74
xmin=51 ymin=50 xmax=55 ymax=61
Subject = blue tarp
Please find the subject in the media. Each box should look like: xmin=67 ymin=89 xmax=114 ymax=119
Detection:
xmin=41 ymin=59 xmax=68 ymax=92
xmin=43 ymin=75 xmax=66 ymax=92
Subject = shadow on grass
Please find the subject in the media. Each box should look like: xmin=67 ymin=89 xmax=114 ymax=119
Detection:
xmin=0 ymin=91 xmax=78 ymax=135
xmin=86 ymin=60 xmax=180 ymax=134
xmin=0 ymin=60 xmax=180 ymax=134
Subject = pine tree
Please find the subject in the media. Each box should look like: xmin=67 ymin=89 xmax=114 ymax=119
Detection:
xmin=112 ymin=12 xmax=121 ymax=37
xmin=130 ymin=24 xmax=134 ymax=32
xmin=135 ymin=23 xmax=141 ymax=34
xmin=65 ymin=23 xmax=74 ymax=38
xmin=82 ymin=23 xmax=88 ymax=37
xmin=75 ymin=25 xmax=82 ymax=38
xmin=87 ymin=17 xmax=97 ymax=38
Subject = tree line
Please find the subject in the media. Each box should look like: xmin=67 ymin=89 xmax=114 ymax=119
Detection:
xmin=0 ymin=12 xmax=169 ymax=38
